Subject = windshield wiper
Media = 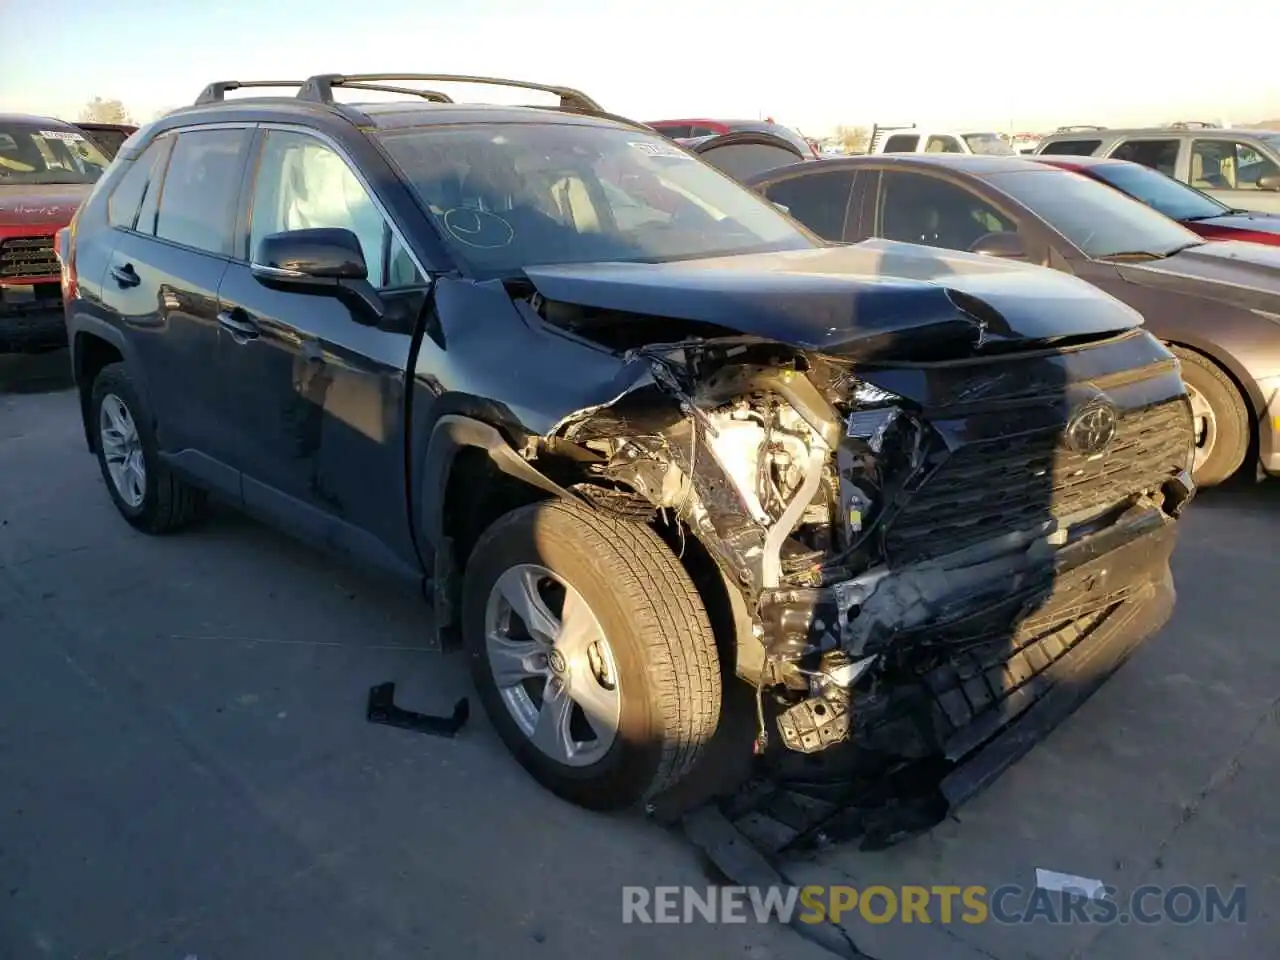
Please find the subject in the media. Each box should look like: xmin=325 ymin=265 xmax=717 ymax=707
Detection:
xmin=1095 ymin=250 xmax=1163 ymax=262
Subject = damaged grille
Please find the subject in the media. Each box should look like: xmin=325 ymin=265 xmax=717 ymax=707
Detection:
xmin=0 ymin=236 xmax=58 ymax=280
xmin=885 ymin=399 xmax=1190 ymax=564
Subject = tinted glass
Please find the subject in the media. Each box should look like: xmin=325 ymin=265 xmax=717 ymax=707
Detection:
xmin=882 ymin=134 xmax=920 ymax=153
xmin=878 ymin=172 xmax=1016 ymax=251
xmin=378 ymin=123 xmax=812 ymax=279
xmin=134 ymin=139 xmax=174 ymax=237
xmin=986 ymin=168 xmax=1202 ymax=259
xmin=0 ymin=121 xmax=110 ymax=185
xmin=109 ymin=137 xmax=171 ymax=229
xmin=154 ymin=128 xmax=249 ymax=256
xmin=248 ymin=130 xmax=420 ymax=289
xmin=1087 ymin=162 xmax=1227 ymax=222
xmin=1038 ymin=139 xmax=1103 ymax=155
xmin=1110 ymin=139 xmax=1179 ymax=176
xmin=763 ymin=171 xmax=855 ymax=240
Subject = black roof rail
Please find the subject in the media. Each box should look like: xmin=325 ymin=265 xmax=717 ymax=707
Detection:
xmin=194 ymin=80 xmax=311 ymax=105
xmin=333 ymin=81 xmax=454 ymax=103
xmin=296 ymin=73 xmax=603 ymax=112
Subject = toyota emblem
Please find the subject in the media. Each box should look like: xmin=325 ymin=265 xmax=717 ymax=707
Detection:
xmin=1065 ymin=402 xmax=1118 ymax=456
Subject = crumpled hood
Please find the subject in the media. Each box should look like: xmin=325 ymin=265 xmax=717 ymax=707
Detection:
xmin=1118 ymin=240 xmax=1280 ymax=310
xmin=525 ymin=239 xmax=1142 ymax=356
xmin=0 ymin=183 xmax=91 ymax=229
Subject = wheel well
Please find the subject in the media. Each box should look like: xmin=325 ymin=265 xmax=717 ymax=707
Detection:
xmin=1167 ymin=340 xmax=1259 ymax=458
xmin=439 ymin=447 xmax=752 ymax=682
xmin=74 ymin=333 xmax=123 ymax=451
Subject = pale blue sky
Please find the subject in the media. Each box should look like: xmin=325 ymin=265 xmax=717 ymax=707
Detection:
xmin=2 ymin=0 xmax=1277 ymax=135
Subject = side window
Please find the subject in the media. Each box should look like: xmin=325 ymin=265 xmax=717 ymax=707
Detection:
xmin=1109 ymin=138 xmax=1179 ymax=176
xmin=877 ymin=171 xmax=1016 ymax=251
xmin=688 ymin=126 xmax=719 ymax=139
xmin=925 ymin=135 xmax=963 ymax=154
xmin=1038 ymin=138 xmax=1103 ymax=156
xmin=154 ymin=128 xmax=250 ymax=256
xmin=1190 ymin=139 xmax=1280 ymax=190
xmin=107 ymin=136 xmax=171 ymax=230
xmin=882 ymin=134 xmax=920 ymax=153
xmin=763 ymin=171 xmax=856 ymax=241
xmin=656 ymin=125 xmax=693 ymax=139
xmin=248 ymin=130 xmax=420 ymax=289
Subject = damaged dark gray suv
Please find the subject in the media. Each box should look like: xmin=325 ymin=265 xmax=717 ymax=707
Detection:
xmin=59 ymin=74 xmax=1196 ymax=828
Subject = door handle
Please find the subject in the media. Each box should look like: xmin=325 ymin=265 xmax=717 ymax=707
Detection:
xmin=110 ymin=263 xmax=140 ymax=288
xmin=217 ymin=308 xmax=260 ymax=341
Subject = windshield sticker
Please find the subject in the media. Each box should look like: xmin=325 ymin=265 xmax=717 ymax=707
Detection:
xmin=627 ymin=141 xmax=694 ymax=160
xmin=39 ymin=130 xmax=86 ymax=142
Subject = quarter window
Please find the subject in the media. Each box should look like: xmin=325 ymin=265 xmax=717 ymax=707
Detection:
xmin=1109 ymin=138 xmax=1179 ymax=177
xmin=154 ymin=128 xmax=250 ymax=256
xmin=925 ymin=135 xmax=963 ymax=154
xmin=248 ymin=130 xmax=420 ymax=289
xmin=1190 ymin=139 xmax=1280 ymax=190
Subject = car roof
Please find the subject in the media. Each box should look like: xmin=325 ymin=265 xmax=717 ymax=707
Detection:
xmin=1041 ymin=126 xmax=1280 ymax=139
xmin=0 ymin=112 xmax=76 ymax=127
xmin=1030 ymin=154 xmax=1125 ymax=169
xmin=784 ymin=154 xmax=1049 ymax=176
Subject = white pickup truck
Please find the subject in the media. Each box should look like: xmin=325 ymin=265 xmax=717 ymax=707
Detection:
xmin=869 ymin=124 xmax=1014 ymax=156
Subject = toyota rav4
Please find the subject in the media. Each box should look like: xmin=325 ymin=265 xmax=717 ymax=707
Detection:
xmin=59 ymin=74 xmax=1195 ymax=831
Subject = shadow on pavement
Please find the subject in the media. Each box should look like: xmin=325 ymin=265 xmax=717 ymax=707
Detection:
xmin=0 ymin=347 xmax=74 ymax=396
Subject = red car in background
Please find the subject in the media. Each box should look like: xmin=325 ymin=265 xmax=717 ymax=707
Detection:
xmin=1 ymin=113 xmax=111 ymax=352
xmin=647 ymin=117 xmax=820 ymax=159
xmin=1034 ymin=155 xmax=1280 ymax=247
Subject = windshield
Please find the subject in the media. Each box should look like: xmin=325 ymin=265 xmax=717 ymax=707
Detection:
xmin=1088 ymin=162 xmax=1228 ymax=222
xmin=0 ymin=122 xmax=110 ymax=184
xmin=378 ymin=123 xmax=814 ymax=278
xmin=964 ymin=133 xmax=1015 ymax=156
xmin=986 ymin=168 xmax=1204 ymax=259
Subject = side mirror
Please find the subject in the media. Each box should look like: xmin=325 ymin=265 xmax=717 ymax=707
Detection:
xmin=251 ymin=227 xmax=384 ymax=322
xmin=968 ymin=231 xmax=1029 ymax=260
xmin=1257 ymin=173 xmax=1280 ymax=192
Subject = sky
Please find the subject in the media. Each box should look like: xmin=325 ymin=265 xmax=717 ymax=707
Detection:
xmin=2 ymin=0 xmax=1278 ymax=136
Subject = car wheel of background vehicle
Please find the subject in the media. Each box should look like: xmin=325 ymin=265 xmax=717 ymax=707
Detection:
xmin=463 ymin=497 xmax=722 ymax=810
xmin=91 ymin=362 xmax=208 ymax=533
xmin=1171 ymin=346 xmax=1249 ymax=487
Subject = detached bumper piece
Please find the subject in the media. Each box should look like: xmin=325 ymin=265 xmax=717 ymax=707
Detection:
xmin=365 ymin=682 xmax=470 ymax=737
xmin=718 ymin=509 xmax=1179 ymax=854
xmin=1 ymin=281 xmax=66 ymax=353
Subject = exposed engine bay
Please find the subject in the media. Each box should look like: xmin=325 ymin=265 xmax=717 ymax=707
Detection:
xmin=511 ymin=280 xmax=1196 ymax=845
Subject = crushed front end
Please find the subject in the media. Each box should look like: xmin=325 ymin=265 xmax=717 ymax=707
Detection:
xmin=546 ymin=314 xmax=1193 ymax=844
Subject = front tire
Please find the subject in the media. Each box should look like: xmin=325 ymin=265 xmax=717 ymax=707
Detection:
xmin=91 ymin=362 xmax=208 ymax=533
xmin=463 ymin=498 xmax=722 ymax=810
xmin=1172 ymin=346 xmax=1249 ymax=487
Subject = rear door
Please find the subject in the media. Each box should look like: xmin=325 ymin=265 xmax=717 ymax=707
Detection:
xmin=214 ymin=126 xmax=428 ymax=578
xmin=101 ymin=125 xmax=252 ymax=490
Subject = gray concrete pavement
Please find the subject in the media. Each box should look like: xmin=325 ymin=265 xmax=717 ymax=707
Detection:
xmin=2 ymin=349 xmax=1277 ymax=959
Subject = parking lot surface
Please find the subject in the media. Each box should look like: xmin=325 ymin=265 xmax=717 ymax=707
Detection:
xmin=2 ymin=349 xmax=1277 ymax=959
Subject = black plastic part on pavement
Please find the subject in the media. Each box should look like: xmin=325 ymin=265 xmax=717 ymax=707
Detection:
xmin=366 ymin=682 xmax=470 ymax=737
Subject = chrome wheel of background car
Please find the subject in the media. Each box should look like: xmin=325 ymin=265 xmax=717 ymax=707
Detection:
xmin=99 ymin=393 xmax=147 ymax=508
xmin=483 ymin=563 xmax=621 ymax=768
xmin=1185 ymin=382 xmax=1217 ymax=474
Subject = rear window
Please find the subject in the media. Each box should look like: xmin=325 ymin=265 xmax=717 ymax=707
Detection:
xmin=882 ymin=134 xmax=920 ymax=153
xmin=726 ymin=122 xmax=813 ymax=157
xmin=0 ymin=121 xmax=110 ymax=185
xmin=1038 ymin=139 xmax=1103 ymax=156
xmin=963 ymin=133 xmax=1014 ymax=156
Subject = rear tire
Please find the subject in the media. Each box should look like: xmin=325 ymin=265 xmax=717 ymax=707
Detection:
xmin=1171 ymin=346 xmax=1249 ymax=487
xmin=91 ymin=362 xmax=208 ymax=533
xmin=462 ymin=498 xmax=722 ymax=810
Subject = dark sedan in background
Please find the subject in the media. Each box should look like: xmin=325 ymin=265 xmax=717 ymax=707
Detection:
xmin=740 ymin=154 xmax=1280 ymax=486
xmin=1034 ymin=156 xmax=1280 ymax=247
